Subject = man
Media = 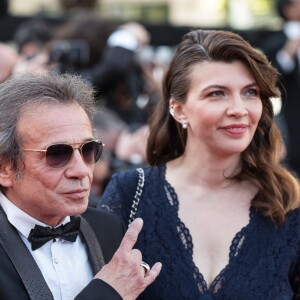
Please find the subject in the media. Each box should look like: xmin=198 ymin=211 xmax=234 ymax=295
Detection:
xmin=0 ymin=72 xmax=161 ymax=299
xmin=261 ymin=0 xmax=300 ymax=176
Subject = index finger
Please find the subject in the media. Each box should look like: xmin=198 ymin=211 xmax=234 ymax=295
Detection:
xmin=117 ymin=218 xmax=143 ymax=253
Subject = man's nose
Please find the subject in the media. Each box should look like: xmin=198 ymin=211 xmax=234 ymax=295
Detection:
xmin=64 ymin=149 xmax=92 ymax=179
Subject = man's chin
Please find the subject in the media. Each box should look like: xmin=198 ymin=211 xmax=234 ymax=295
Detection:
xmin=67 ymin=200 xmax=89 ymax=216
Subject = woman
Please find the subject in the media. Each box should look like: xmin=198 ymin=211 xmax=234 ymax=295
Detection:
xmin=98 ymin=29 xmax=300 ymax=299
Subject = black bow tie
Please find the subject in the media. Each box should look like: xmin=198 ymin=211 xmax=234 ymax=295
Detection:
xmin=28 ymin=217 xmax=81 ymax=251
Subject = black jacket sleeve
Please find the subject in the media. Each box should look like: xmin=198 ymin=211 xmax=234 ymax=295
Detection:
xmin=75 ymin=279 xmax=122 ymax=300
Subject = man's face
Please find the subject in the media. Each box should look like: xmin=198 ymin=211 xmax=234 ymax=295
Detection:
xmin=3 ymin=103 xmax=95 ymax=226
xmin=285 ymin=0 xmax=300 ymax=21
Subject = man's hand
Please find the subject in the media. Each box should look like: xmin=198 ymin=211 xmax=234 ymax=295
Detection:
xmin=95 ymin=218 xmax=162 ymax=300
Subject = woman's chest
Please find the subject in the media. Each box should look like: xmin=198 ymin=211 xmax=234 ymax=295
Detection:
xmin=137 ymin=195 xmax=299 ymax=299
xmin=179 ymin=198 xmax=251 ymax=287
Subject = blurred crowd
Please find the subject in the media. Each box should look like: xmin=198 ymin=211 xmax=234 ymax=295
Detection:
xmin=0 ymin=0 xmax=174 ymax=206
xmin=260 ymin=0 xmax=300 ymax=179
xmin=1 ymin=0 xmax=300 ymax=206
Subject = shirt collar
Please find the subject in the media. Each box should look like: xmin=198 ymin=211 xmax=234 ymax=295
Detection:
xmin=0 ymin=191 xmax=70 ymax=239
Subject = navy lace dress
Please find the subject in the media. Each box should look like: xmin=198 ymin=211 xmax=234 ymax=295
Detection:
xmin=98 ymin=165 xmax=300 ymax=299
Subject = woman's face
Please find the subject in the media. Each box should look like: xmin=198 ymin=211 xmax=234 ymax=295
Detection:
xmin=171 ymin=60 xmax=263 ymax=157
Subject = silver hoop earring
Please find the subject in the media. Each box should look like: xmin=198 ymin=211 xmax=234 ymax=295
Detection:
xmin=182 ymin=120 xmax=188 ymax=129
xmin=169 ymin=106 xmax=174 ymax=117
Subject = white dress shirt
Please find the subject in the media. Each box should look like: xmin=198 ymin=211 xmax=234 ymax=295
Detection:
xmin=0 ymin=192 xmax=93 ymax=300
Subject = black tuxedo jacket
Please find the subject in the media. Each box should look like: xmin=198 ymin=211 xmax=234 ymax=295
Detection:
xmin=0 ymin=207 xmax=125 ymax=300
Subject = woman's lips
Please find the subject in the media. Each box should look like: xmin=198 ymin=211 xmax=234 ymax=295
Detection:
xmin=220 ymin=124 xmax=249 ymax=135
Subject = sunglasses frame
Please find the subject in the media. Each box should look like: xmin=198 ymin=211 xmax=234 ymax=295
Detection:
xmin=22 ymin=139 xmax=105 ymax=168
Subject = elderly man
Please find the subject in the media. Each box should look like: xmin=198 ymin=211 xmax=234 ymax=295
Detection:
xmin=0 ymin=72 xmax=161 ymax=300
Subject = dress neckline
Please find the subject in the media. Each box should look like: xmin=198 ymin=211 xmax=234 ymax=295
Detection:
xmin=160 ymin=164 xmax=256 ymax=294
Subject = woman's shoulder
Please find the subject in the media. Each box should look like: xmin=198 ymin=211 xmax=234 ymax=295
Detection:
xmin=102 ymin=165 xmax=163 ymax=199
xmin=254 ymin=207 xmax=300 ymax=236
xmin=111 ymin=164 xmax=163 ymax=181
xmin=280 ymin=207 xmax=300 ymax=243
xmin=285 ymin=206 xmax=300 ymax=224
xmin=283 ymin=208 xmax=300 ymax=250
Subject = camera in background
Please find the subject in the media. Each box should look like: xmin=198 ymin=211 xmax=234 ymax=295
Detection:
xmin=48 ymin=39 xmax=90 ymax=73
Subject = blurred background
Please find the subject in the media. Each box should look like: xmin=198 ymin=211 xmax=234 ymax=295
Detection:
xmin=5 ymin=0 xmax=279 ymax=29
xmin=0 ymin=0 xmax=282 ymax=45
xmin=0 ymin=0 xmax=297 ymax=206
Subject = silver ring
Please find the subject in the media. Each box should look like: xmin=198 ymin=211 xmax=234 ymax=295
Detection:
xmin=140 ymin=261 xmax=150 ymax=277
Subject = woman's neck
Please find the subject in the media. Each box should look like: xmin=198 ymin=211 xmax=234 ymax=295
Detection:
xmin=167 ymin=151 xmax=241 ymax=189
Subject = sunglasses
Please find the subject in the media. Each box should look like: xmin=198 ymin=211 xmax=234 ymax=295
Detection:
xmin=22 ymin=140 xmax=104 ymax=168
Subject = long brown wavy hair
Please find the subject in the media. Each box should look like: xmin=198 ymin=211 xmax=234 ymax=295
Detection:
xmin=146 ymin=29 xmax=300 ymax=224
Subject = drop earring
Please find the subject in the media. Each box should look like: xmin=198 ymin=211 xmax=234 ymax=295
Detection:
xmin=182 ymin=120 xmax=188 ymax=129
xmin=169 ymin=106 xmax=174 ymax=117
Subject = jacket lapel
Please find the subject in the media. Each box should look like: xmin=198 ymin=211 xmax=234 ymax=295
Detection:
xmin=79 ymin=216 xmax=105 ymax=274
xmin=0 ymin=206 xmax=53 ymax=300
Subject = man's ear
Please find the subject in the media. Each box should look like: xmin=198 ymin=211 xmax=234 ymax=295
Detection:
xmin=0 ymin=160 xmax=14 ymax=188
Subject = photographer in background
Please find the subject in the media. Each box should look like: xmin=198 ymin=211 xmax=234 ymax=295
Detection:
xmin=261 ymin=0 xmax=300 ymax=177
xmin=47 ymin=12 xmax=119 ymax=74
xmin=14 ymin=15 xmax=158 ymax=129
xmin=78 ymin=22 xmax=160 ymax=129
xmin=12 ymin=19 xmax=54 ymax=74
xmin=48 ymin=19 xmax=159 ymax=164
xmin=14 ymin=19 xmax=53 ymax=58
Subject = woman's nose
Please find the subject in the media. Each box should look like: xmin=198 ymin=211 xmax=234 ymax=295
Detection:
xmin=226 ymin=96 xmax=248 ymax=117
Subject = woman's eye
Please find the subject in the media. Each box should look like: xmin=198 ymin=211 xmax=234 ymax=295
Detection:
xmin=208 ymin=90 xmax=224 ymax=97
xmin=246 ymin=88 xmax=259 ymax=96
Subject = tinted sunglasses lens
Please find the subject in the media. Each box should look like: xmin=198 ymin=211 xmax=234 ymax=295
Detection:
xmin=46 ymin=144 xmax=73 ymax=168
xmin=81 ymin=141 xmax=103 ymax=164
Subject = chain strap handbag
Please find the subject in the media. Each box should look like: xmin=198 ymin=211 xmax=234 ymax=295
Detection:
xmin=128 ymin=168 xmax=145 ymax=226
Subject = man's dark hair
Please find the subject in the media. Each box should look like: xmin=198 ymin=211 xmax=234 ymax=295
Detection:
xmin=13 ymin=20 xmax=52 ymax=54
xmin=276 ymin=0 xmax=294 ymax=20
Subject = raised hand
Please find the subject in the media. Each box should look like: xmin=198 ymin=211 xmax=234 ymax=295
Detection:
xmin=96 ymin=218 xmax=162 ymax=300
